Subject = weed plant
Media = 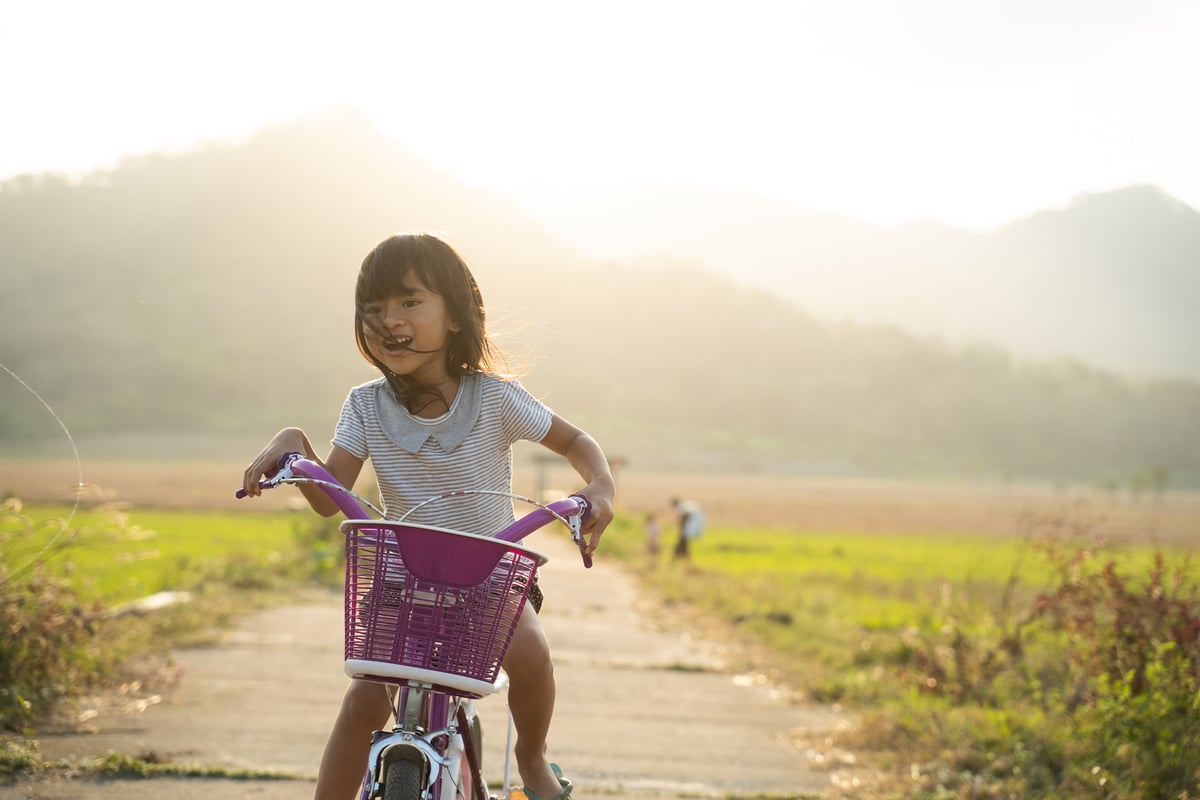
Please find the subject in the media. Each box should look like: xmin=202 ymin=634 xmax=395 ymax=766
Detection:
xmin=0 ymin=497 xmax=342 ymax=731
xmin=1 ymin=498 xmax=112 ymax=730
xmin=607 ymin=513 xmax=1199 ymax=799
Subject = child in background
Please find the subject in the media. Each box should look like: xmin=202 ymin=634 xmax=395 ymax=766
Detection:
xmin=645 ymin=511 xmax=662 ymax=558
xmin=242 ymin=233 xmax=614 ymax=800
xmin=671 ymin=496 xmax=705 ymax=560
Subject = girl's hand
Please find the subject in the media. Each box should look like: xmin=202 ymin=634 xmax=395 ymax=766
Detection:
xmin=241 ymin=427 xmax=311 ymax=498
xmin=575 ymin=480 xmax=615 ymax=558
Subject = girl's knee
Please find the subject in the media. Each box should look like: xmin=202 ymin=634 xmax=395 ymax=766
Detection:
xmin=503 ymin=606 xmax=555 ymax=685
xmin=505 ymin=637 xmax=554 ymax=684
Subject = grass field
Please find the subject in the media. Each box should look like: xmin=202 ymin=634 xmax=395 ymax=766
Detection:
xmin=1 ymin=503 xmax=321 ymax=603
xmin=601 ymin=506 xmax=1197 ymax=678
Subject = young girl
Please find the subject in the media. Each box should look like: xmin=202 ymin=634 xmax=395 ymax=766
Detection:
xmin=241 ymin=233 xmax=614 ymax=800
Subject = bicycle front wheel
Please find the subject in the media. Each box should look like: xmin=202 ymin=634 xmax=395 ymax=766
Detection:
xmin=382 ymin=755 xmax=424 ymax=800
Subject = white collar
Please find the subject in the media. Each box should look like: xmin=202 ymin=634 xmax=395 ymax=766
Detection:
xmin=372 ymin=372 xmax=481 ymax=453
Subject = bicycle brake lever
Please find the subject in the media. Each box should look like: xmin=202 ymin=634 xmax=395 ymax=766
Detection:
xmin=567 ymin=494 xmax=593 ymax=569
xmin=234 ymin=451 xmax=303 ymax=498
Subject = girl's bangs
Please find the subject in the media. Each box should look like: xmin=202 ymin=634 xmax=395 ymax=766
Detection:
xmin=358 ymin=242 xmax=443 ymax=297
xmin=358 ymin=257 xmax=410 ymax=303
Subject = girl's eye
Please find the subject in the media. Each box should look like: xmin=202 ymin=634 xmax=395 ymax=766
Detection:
xmin=403 ymin=299 xmax=421 ymax=308
xmin=361 ymin=305 xmax=383 ymax=316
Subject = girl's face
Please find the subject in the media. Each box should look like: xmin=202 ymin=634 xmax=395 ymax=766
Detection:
xmin=359 ymin=277 xmax=459 ymax=385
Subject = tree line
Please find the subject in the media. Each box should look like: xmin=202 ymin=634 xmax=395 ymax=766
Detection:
xmin=2 ymin=112 xmax=1198 ymax=486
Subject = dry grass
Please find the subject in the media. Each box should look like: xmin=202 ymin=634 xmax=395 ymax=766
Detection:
xmin=3 ymin=457 xmax=1196 ymax=546
xmin=610 ymin=470 xmax=1200 ymax=545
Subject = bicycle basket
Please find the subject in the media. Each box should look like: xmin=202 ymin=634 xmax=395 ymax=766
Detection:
xmin=341 ymin=521 xmax=542 ymax=697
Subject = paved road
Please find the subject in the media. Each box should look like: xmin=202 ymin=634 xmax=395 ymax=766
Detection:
xmin=5 ymin=534 xmax=863 ymax=799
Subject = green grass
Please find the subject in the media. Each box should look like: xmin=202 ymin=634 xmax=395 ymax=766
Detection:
xmin=3 ymin=502 xmax=340 ymax=602
xmin=612 ymin=522 xmax=1189 ymax=634
xmin=604 ymin=518 xmax=1200 ymax=799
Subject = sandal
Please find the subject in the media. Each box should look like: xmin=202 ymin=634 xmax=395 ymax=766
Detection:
xmin=522 ymin=763 xmax=573 ymax=800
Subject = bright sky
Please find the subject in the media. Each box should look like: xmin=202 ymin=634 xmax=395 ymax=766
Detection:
xmin=3 ymin=0 xmax=1199 ymax=230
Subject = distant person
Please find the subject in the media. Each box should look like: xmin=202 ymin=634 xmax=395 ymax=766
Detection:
xmin=644 ymin=511 xmax=662 ymax=558
xmin=671 ymin=496 xmax=706 ymax=560
xmin=240 ymin=233 xmax=614 ymax=800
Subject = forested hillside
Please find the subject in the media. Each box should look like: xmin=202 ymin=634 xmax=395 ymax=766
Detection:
xmin=524 ymin=183 xmax=1200 ymax=380
xmin=2 ymin=111 xmax=1198 ymax=485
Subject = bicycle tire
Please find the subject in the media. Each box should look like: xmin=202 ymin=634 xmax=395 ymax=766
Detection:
xmin=382 ymin=755 xmax=424 ymax=800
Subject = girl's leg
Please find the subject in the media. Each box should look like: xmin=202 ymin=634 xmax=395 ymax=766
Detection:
xmin=314 ymin=679 xmax=392 ymax=800
xmin=503 ymin=606 xmax=567 ymax=799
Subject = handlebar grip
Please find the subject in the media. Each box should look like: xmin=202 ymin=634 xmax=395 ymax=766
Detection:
xmin=234 ymin=478 xmax=274 ymax=499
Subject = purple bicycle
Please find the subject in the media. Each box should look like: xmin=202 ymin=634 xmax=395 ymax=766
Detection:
xmin=239 ymin=452 xmax=591 ymax=800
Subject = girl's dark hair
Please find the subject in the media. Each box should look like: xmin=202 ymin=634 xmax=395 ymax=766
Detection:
xmin=354 ymin=233 xmax=501 ymax=411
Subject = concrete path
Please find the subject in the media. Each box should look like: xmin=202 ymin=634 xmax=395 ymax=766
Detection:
xmin=4 ymin=534 xmax=863 ymax=799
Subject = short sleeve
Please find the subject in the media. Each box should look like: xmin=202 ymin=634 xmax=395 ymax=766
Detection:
xmin=498 ymin=379 xmax=553 ymax=444
xmin=332 ymin=388 xmax=370 ymax=460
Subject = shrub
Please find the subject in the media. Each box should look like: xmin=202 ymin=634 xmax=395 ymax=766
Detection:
xmin=0 ymin=565 xmax=103 ymax=730
xmin=0 ymin=499 xmax=193 ymax=730
xmin=1036 ymin=549 xmax=1200 ymax=798
xmin=892 ymin=542 xmax=1200 ymax=799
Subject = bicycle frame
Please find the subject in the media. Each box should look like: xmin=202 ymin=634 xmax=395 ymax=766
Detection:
xmin=364 ymin=684 xmax=484 ymax=800
xmin=238 ymin=452 xmax=590 ymax=800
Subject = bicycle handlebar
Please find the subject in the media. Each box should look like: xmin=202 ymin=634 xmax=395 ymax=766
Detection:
xmin=494 ymin=493 xmax=593 ymax=568
xmin=235 ymin=452 xmax=379 ymax=518
xmin=236 ymin=452 xmax=594 ymax=567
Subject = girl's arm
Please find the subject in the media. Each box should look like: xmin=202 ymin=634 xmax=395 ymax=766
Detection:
xmin=242 ymin=427 xmax=365 ymax=517
xmin=540 ymin=415 xmax=615 ymax=557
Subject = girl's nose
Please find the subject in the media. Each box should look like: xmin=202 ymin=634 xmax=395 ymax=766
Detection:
xmin=383 ymin=304 xmax=407 ymax=328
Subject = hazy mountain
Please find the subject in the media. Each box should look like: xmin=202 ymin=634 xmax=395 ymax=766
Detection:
xmin=516 ymin=184 xmax=1200 ymax=381
xmin=2 ymin=111 xmax=1198 ymax=485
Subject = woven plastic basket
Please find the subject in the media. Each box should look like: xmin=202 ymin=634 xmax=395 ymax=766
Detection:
xmin=341 ymin=521 xmax=541 ymax=697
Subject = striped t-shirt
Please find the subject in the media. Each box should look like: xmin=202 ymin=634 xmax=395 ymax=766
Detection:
xmin=332 ymin=372 xmax=553 ymax=535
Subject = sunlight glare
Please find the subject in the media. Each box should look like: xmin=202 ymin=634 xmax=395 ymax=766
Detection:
xmin=2 ymin=0 xmax=1200 ymax=229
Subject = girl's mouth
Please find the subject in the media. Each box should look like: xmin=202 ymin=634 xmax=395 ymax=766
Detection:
xmin=379 ymin=334 xmax=412 ymax=354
